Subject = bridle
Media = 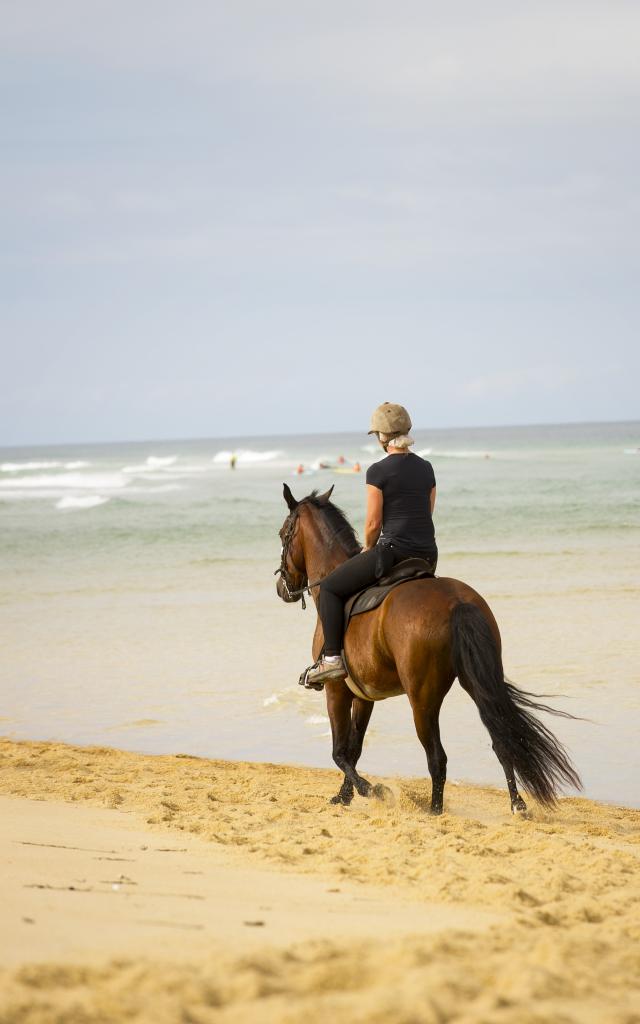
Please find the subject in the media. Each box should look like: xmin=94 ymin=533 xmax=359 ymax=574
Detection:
xmin=274 ymin=508 xmax=314 ymax=609
xmin=274 ymin=504 xmax=359 ymax=610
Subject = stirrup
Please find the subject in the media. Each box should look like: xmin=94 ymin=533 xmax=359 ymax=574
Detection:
xmin=299 ymin=660 xmax=325 ymax=691
xmin=299 ymin=656 xmax=346 ymax=691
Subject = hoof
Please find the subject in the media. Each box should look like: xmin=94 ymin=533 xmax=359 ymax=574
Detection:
xmin=511 ymin=798 xmax=529 ymax=818
xmin=330 ymin=793 xmax=352 ymax=806
xmin=356 ymin=784 xmax=372 ymax=799
xmin=371 ymin=783 xmax=396 ymax=806
xmin=430 ymin=805 xmax=444 ymax=816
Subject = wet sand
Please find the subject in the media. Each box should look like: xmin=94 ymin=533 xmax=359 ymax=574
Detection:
xmin=1 ymin=738 xmax=639 ymax=1023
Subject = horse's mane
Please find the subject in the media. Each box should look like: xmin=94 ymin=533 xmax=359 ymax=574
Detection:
xmin=300 ymin=492 xmax=361 ymax=557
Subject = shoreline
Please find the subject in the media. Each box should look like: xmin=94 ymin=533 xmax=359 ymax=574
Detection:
xmin=1 ymin=738 xmax=639 ymax=1022
xmin=3 ymin=727 xmax=639 ymax=813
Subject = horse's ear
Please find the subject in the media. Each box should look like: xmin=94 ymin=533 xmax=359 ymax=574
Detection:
xmin=282 ymin=483 xmax=299 ymax=511
xmin=316 ymin=485 xmax=334 ymax=505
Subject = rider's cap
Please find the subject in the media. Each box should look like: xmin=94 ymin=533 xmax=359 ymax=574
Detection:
xmin=368 ymin=402 xmax=412 ymax=436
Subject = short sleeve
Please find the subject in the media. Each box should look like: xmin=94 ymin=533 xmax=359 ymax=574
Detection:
xmin=426 ymin=461 xmax=436 ymax=488
xmin=366 ymin=461 xmax=383 ymax=489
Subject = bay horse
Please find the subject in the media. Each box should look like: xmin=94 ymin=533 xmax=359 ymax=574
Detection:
xmin=275 ymin=484 xmax=581 ymax=815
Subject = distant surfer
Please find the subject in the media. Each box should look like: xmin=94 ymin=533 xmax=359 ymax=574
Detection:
xmin=230 ymin=453 xmax=237 ymax=470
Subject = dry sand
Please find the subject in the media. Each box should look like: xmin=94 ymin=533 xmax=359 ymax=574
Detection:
xmin=0 ymin=739 xmax=638 ymax=1023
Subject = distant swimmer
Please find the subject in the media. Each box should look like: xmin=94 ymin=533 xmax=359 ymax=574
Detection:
xmin=353 ymin=461 xmax=361 ymax=472
xmin=230 ymin=453 xmax=237 ymax=470
xmin=296 ymin=464 xmax=305 ymax=475
xmin=338 ymin=455 xmax=346 ymax=465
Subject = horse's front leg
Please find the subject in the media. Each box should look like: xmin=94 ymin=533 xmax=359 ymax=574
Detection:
xmin=325 ymin=682 xmax=374 ymax=801
xmin=330 ymin=697 xmax=375 ymax=805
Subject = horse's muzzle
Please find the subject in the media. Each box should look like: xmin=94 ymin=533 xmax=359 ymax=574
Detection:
xmin=276 ymin=577 xmax=302 ymax=603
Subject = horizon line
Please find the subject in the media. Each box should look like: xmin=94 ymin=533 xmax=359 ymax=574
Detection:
xmin=1 ymin=416 xmax=638 ymax=452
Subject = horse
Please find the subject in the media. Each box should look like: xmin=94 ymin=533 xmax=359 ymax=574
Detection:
xmin=275 ymin=484 xmax=581 ymax=815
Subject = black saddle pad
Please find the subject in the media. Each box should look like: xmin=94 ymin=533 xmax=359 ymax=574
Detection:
xmin=344 ymin=557 xmax=435 ymax=627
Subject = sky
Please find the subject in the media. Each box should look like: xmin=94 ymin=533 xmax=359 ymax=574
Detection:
xmin=1 ymin=1 xmax=639 ymax=446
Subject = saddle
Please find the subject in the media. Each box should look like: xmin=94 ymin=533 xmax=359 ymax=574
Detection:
xmin=343 ymin=557 xmax=435 ymax=631
xmin=298 ymin=558 xmax=435 ymax=699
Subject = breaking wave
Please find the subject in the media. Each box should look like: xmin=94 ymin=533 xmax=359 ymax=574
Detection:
xmin=56 ymin=495 xmax=110 ymax=510
xmin=0 ymin=472 xmax=127 ymax=491
xmin=1 ymin=460 xmax=91 ymax=472
xmin=212 ymin=449 xmax=283 ymax=465
xmin=123 ymin=455 xmax=178 ymax=473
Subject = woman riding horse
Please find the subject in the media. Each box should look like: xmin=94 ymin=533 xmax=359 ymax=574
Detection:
xmin=276 ymin=407 xmax=580 ymax=814
xmin=306 ymin=402 xmax=436 ymax=688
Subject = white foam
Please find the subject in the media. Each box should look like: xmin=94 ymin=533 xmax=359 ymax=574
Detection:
xmin=416 ymin=447 xmax=432 ymax=457
xmin=56 ymin=495 xmax=110 ymax=510
xmin=1 ymin=460 xmax=62 ymax=471
xmin=64 ymin=460 xmax=90 ymax=469
xmin=123 ymin=455 xmax=178 ymax=473
xmin=305 ymin=714 xmax=329 ymax=725
xmin=213 ymin=449 xmax=282 ymax=465
xmin=263 ymin=694 xmax=279 ymax=707
xmin=145 ymin=455 xmax=177 ymax=468
xmin=0 ymin=472 xmax=128 ymax=491
xmin=310 ymin=456 xmax=337 ymax=470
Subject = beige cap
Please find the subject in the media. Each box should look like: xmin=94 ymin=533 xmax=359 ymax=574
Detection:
xmin=368 ymin=402 xmax=412 ymax=436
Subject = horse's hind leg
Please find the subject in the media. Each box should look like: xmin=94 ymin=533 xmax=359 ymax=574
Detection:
xmin=406 ymin=671 xmax=451 ymax=815
xmin=412 ymin=706 xmax=448 ymax=814
xmin=491 ymin=741 xmax=527 ymax=815
xmin=326 ymin=683 xmax=375 ymax=801
xmin=330 ymin=698 xmax=374 ymax=805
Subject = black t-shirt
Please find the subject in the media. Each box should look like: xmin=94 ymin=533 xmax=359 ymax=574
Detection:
xmin=366 ymin=452 xmax=437 ymax=560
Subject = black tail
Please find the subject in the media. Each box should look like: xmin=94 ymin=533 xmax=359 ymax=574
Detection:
xmin=450 ymin=602 xmax=582 ymax=806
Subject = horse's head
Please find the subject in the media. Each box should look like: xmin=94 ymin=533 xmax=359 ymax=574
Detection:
xmin=275 ymin=483 xmax=334 ymax=603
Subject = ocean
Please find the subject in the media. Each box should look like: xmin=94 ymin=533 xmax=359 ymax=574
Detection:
xmin=1 ymin=421 xmax=639 ymax=807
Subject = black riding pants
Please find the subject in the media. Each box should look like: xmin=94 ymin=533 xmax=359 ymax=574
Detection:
xmin=319 ymin=544 xmax=436 ymax=656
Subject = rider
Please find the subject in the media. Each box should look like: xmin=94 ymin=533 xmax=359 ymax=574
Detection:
xmin=305 ymin=402 xmax=438 ymax=687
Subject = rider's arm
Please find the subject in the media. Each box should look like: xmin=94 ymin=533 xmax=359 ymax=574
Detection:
xmin=363 ymin=484 xmax=383 ymax=550
xmin=430 ymin=486 xmax=436 ymax=515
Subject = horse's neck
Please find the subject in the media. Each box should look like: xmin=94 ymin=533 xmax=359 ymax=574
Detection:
xmin=301 ymin=513 xmax=350 ymax=597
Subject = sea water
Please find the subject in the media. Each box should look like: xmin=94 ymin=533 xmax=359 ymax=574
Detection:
xmin=1 ymin=422 xmax=638 ymax=806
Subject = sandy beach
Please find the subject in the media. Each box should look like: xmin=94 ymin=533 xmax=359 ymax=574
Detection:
xmin=0 ymin=739 xmax=639 ymax=1023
